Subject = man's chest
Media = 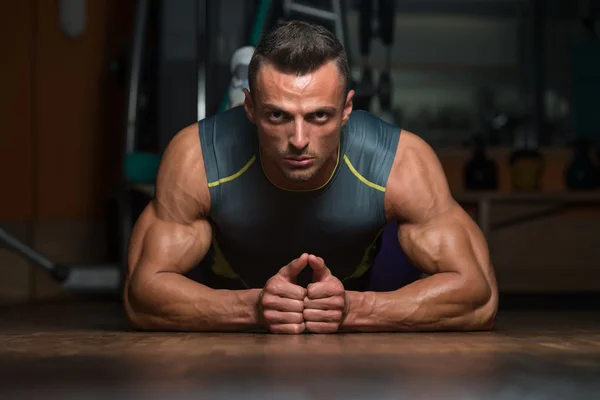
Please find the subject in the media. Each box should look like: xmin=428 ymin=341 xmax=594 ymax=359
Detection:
xmin=207 ymin=197 xmax=385 ymax=288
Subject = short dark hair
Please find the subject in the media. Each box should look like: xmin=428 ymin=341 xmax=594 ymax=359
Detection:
xmin=248 ymin=20 xmax=350 ymax=97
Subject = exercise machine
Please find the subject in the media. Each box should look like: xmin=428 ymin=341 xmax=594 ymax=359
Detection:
xmin=0 ymin=227 xmax=121 ymax=293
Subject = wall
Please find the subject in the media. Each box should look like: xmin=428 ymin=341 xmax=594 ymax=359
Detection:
xmin=0 ymin=0 xmax=135 ymax=304
xmin=0 ymin=2 xmax=36 ymax=303
xmin=439 ymin=147 xmax=600 ymax=292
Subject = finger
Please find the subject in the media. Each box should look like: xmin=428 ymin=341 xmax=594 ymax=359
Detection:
xmin=308 ymin=254 xmax=331 ymax=282
xmin=305 ymin=321 xmax=339 ymax=334
xmin=263 ymin=310 xmax=304 ymax=325
xmin=304 ymin=296 xmax=345 ymax=310
xmin=268 ymin=323 xmax=305 ymax=335
xmin=278 ymin=253 xmax=309 ymax=281
xmin=265 ymin=279 xmax=306 ymax=300
xmin=303 ymin=309 xmax=343 ymax=323
xmin=262 ymin=295 xmax=305 ymax=313
xmin=307 ymin=281 xmax=345 ymax=299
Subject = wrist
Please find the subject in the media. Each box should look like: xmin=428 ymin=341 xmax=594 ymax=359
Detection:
xmin=340 ymin=290 xmax=377 ymax=331
xmin=230 ymin=288 xmax=263 ymax=329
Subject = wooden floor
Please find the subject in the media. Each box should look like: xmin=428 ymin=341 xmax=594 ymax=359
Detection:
xmin=0 ymin=301 xmax=599 ymax=399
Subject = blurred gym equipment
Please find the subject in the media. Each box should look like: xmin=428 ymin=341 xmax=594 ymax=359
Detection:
xmin=0 ymin=228 xmax=120 ymax=293
xmin=354 ymin=0 xmax=396 ymax=123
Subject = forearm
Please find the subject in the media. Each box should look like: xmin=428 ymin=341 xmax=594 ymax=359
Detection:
xmin=341 ymin=272 xmax=496 ymax=332
xmin=125 ymin=272 xmax=262 ymax=332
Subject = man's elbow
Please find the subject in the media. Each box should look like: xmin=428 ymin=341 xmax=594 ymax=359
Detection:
xmin=123 ymin=281 xmax=156 ymax=331
xmin=452 ymin=271 xmax=498 ymax=331
xmin=473 ymin=298 xmax=497 ymax=331
xmin=124 ymin=302 xmax=154 ymax=331
xmin=470 ymin=277 xmax=498 ymax=331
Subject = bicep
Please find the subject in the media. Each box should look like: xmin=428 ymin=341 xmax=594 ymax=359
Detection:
xmin=127 ymin=201 xmax=212 ymax=281
xmin=387 ymin=131 xmax=495 ymax=284
xmin=124 ymin=201 xmax=212 ymax=322
xmin=397 ymin=204 xmax=489 ymax=278
xmin=397 ymin=204 xmax=497 ymax=311
xmin=126 ymin=123 xmax=212 ymax=282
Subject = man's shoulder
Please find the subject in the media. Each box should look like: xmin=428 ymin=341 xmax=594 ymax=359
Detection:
xmin=166 ymin=123 xmax=201 ymax=160
xmin=199 ymin=106 xmax=255 ymax=140
xmin=198 ymin=107 xmax=257 ymax=188
xmin=343 ymin=110 xmax=402 ymax=161
xmin=339 ymin=110 xmax=402 ymax=195
xmin=199 ymin=106 xmax=256 ymax=157
xmin=392 ymin=130 xmax=436 ymax=170
xmin=385 ymin=130 xmax=453 ymax=222
xmin=346 ymin=109 xmax=386 ymax=128
xmin=345 ymin=110 xmax=401 ymax=145
xmin=155 ymin=123 xmax=211 ymax=218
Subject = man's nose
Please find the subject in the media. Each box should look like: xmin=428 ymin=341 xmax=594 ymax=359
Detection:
xmin=289 ymin=120 xmax=309 ymax=150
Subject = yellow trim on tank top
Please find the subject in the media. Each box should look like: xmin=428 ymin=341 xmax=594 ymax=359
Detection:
xmin=343 ymin=155 xmax=386 ymax=192
xmin=342 ymin=226 xmax=386 ymax=282
xmin=259 ymin=140 xmax=341 ymax=192
xmin=210 ymin=235 xmax=250 ymax=289
xmin=207 ymin=155 xmax=256 ymax=188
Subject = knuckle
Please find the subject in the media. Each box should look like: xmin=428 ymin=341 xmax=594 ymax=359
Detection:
xmin=294 ymin=288 xmax=307 ymax=300
xmin=333 ymin=296 xmax=345 ymax=308
xmin=261 ymin=293 xmax=275 ymax=308
xmin=263 ymin=309 xmax=277 ymax=321
xmin=265 ymin=281 xmax=279 ymax=294
xmin=269 ymin=325 xmax=288 ymax=334
xmin=283 ymin=299 xmax=295 ymax=311
xmin=323 ymin=310 xmax=342 ymax=322
xmin=294 ymin=323 xmax=306 ymax=334
xmin=292 ymin=300 xmax=305 ymax=312
xmin=322 ymin=311 xmax=339 ymax=322
xmin=270 ymin=323 xmax=304 ymax=335
xmin=332 ymin=310 xmax=343 ymax=321
xmin=293 ymin=313 xmax=305 ymax=324
xmin=307 ymin=283 xmax=323 ymax=297
xmin=306 ymin=322 xmax=337 ymax=334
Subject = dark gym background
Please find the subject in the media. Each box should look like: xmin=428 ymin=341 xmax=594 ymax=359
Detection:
xmin=1 ymin=0 xmax=600 ymax=308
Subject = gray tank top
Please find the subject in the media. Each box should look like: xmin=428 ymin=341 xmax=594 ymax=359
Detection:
xmin=191 ymin=106 xmax=401 ymax=290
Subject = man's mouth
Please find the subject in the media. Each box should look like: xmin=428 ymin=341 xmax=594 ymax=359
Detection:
xmin=284 ymin=156 xmax=314 ymax=167
xmin=286 ymin=156 xmax=312 ymax=161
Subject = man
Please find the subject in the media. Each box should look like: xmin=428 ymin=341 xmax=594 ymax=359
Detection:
xmin=124 ymin=21 xmax=498 ymax=334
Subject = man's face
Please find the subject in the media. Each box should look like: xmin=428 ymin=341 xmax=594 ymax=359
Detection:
xmin=244 ymin=60 xmax=354 ymax=189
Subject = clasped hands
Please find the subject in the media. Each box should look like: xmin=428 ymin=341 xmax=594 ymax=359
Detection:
xmin=259 ymin=253 xmax=347 ymax=334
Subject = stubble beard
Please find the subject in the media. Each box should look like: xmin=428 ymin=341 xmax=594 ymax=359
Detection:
xmin=277 ymin=160 xmax=321 ymax=182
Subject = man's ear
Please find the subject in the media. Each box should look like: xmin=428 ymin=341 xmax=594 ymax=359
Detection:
xmin=341 ymin=89 xmax=354 ymax=126
xmin=243 ymin=88 xmax=255 ymax=123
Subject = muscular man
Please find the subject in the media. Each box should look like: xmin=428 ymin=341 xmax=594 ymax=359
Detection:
xmin=124 ymin=21 xmax=498 ymax=334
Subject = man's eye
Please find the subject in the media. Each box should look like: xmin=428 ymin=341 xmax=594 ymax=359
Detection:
xmin=269 ymin=112 xmax=284 ymax=121
xmin=313 ymin=111 xmax=329 ymax=122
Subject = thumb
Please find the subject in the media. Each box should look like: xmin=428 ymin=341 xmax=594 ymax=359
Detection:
xmin=308 ymin=255 xmax=331 ymax=282
xmin=278 ymin=253 xmax=309 ymax=281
